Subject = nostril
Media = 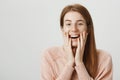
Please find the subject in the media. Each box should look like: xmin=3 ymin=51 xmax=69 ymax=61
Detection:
xmin=71 ymin=27 xmax=78 ymax=32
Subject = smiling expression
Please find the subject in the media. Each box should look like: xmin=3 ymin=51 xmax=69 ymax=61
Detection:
xmin=62 ymin=11 xmax=87 ymax=47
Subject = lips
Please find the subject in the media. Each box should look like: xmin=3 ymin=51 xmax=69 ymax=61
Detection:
xmin=70 ymin=35 xmax=80 ymax=39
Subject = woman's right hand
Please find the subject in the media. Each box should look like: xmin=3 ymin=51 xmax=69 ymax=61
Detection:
xmin=63 ymin=32 xmax=75 ymax=67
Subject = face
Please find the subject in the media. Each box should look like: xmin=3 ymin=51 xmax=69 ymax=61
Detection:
xmin=62 ymin=11 xmax=87 ymax=47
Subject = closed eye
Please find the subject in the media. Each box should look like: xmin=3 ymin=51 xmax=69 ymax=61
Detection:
xmin=66 ymin=23 xmax=71 ymax=26
xmin=78 ymin=23 xmax=83 ymax=25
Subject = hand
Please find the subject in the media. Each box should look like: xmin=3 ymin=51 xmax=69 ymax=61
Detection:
xmin=75 ymin=31 xmax=88 ymax=65
xmin=63 ymin=32 xmax=75 ymax=66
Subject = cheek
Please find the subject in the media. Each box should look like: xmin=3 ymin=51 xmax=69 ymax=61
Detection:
xmin=63 ymin=27 xmax=70 ymax=33
xmin=79 ymin=26 xmax=87 ymax=32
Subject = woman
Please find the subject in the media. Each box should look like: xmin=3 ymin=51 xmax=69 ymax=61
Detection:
xmin=40 ymin=4 xmax=113 ymax=80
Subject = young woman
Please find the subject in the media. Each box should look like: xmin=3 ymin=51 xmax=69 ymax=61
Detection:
xmin=40 ymin=4 xmax=113 ymax=80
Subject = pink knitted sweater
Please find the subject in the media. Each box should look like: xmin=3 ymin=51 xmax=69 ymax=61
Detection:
xmin=40 ymin=46 xmax=113 ymax=80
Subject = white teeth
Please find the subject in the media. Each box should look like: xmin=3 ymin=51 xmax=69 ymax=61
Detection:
xmin=71 ymin=35 xmax=79 ymax=37
xmin=70 ymin=35 xmax=79 ymax=39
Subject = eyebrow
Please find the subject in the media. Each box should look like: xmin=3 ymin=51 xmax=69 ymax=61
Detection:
xmin=65 ymin=19 xmax=85 ymax=22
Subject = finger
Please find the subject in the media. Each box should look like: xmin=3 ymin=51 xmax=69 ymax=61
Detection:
xmin=80 ymin=32 xmax=83 ymax=47
xmin=64 ymin=32 xmax=67 ymax=46
xmin=69 ymin=37 xmax=72 ymax=48
xmin=66 ymin=32 xmax=69 ymax=45
xmin=83 ymin=31 xmax=88 ymax=43
xmin=65 ymin=32 xmax=69 ymax=46
xmin=64 ymin=32 xmax=68 ymax=47
xmin=85 ymin=32 xmax=88 ymax=43
xmin=66 ymin=32 xmax=72 ymax=48
xmin=83 ymin=31 xmax=86 ymax=40
xmin=83 ymin=31 xmax=88 ymax=44
xmin=76 ymin=38 xmax=80 ymax=57
xmin=77 ymin=37 xmax=80 ymax=49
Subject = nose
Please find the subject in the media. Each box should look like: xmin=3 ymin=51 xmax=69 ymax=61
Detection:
xmin=71 ymin=25 xmax=78 ymax=32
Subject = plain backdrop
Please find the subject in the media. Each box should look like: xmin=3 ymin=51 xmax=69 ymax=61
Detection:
xmin=0 ymin=0 xmax=120 ymax=80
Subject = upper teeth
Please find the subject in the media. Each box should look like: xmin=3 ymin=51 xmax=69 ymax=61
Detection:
xmin=71 ymin=35 xmax=79 ymax=37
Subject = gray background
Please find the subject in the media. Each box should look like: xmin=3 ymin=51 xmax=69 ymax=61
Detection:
xmin=0 ymin=0 xmax=120 ymax=80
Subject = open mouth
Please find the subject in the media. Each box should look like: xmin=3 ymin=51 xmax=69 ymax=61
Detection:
xmin=70 ymin=35 xmax=80 ymax=39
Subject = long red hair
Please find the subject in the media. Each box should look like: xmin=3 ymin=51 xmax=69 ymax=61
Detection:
xmin=60 ymin=4 xmax=98 ymax=78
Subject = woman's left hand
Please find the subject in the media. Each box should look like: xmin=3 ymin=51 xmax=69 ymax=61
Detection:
xmin=75 ymin=31 xmax=88 ymax=65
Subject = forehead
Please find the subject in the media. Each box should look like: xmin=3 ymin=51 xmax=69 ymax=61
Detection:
xmin=64 ymin=11 xmax=85 ymax=22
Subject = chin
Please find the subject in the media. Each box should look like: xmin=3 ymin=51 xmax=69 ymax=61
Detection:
xmin=72 ymin=42 xmax=78 ymax=48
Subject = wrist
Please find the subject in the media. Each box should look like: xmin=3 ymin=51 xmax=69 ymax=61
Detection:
xmin=75 ymin=60 xmax=83 ymax=66
xmin=67 ymin=61 xmax=75 ymax=67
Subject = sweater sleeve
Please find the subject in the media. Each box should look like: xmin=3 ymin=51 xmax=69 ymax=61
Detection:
xmin=40 ymin=50 xmax=74 ymax=80
xmin=75 ymin=54 xmax=113 ymax=80
xmin=75 ymin=63 xmax=92 ymax=80
xmin=56 ymin=64 xmax=74 ymax=80
xmin=40 ymin=51 xmax=56 ymax=80
xmin=95 ymin=54 xmax=113 ymax=80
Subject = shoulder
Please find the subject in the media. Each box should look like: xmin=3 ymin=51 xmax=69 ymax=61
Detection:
xmin=97 ymin=49 xmax=112 ymax=68
xmin=41 ymin=46 xmax=62 ymax=61
xmin=97 ymin=49 xmax=112 ymax=59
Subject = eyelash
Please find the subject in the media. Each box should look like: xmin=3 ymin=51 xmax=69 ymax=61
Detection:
xmin=78 ymin=23 xmax=83 ymax=25
xmin=65 ymin=23 xmax=83 ymax=26
xmin=66 ymin=23 xmax=71 ymax=26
